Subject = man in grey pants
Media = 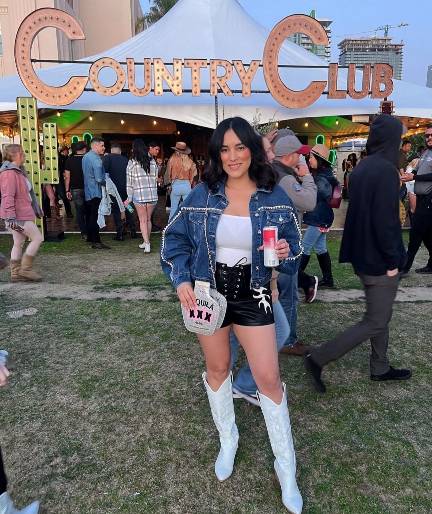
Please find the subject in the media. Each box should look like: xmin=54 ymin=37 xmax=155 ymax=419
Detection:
xmin=304 ymin=114 xmax=412 ymax=393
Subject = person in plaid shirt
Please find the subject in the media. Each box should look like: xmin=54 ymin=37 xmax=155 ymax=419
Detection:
xmin=125 ymin=139 xmax=158 ymax=253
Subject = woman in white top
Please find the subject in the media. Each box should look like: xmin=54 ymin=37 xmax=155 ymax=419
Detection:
xmin=125 ymin=139 xmax=158 ymax=252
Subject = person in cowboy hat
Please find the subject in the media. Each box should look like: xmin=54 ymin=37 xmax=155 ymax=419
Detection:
xmin=167 ymin=142 xmax=197 ymax=220
xmin=300 ymin=144 xmax=339 ymax=290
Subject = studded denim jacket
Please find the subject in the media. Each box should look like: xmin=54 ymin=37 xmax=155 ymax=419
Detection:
xmin=160 ymin=181 xmax=302 ymax=290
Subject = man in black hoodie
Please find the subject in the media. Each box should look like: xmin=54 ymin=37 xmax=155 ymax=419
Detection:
xmin=304 ymin=115 xmax=411 ymax=393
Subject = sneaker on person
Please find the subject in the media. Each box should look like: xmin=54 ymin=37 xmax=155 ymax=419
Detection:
xmin=415 ymin=266 xmax=432 ymax=274
xmin=232 ymin=386 xmax=260 ymax=407
xmin=370 ymin=366 xmax=412 ymax=381
xmin=139 ymin=242 xmax=151 ymax=252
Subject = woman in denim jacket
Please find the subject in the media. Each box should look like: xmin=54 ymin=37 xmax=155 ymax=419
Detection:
xmin=301 ymin=145 xmax=339 ymax=290
xmin=161 ymin=117 xmax=303 ymax=513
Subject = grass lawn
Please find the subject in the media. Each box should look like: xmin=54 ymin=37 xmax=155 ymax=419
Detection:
xmin=0 ymin=233 xmax=431 ymax=513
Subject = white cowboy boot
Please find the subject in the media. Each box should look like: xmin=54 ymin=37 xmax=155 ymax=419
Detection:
xmin=0 ymin=492 xmax=39 ymax=514
xmin=202 ymin=372 xmax=239 ymax=481
xmin=258 ymin=384 xmax=303 ymax=514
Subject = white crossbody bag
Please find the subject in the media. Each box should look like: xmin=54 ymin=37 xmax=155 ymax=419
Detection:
xmin=181 ymin=193 xmax=227 ymax=335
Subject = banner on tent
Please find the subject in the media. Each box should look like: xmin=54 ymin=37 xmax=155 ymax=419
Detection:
xmin=15 ymin=8 xmax=394 ymax=110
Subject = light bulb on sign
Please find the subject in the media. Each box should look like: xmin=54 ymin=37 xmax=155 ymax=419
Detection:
xmin=304 ymin=122 xmax=309 ymax=128
xmin=56 ymin=111 xmax=61 ymax=117
xmin=121 ymin=119 xmax=125 ymax=125
xmin=153 ymin=120 xmax=157 ymax=126
xmin=89 ymin=116 xmax=93 ymax=121
xmin=335 ymin=120 xmax=339 ymax=125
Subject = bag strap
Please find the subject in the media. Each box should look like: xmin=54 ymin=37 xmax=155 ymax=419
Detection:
xmin=204 ymin=191 xmax=216 ymax=285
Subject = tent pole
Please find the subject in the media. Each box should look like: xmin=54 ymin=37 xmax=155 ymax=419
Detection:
xmin=214 ymin=95 xmax=219 ymax=127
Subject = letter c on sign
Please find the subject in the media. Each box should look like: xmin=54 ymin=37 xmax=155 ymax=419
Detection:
xmin=15 ymin=8 xmax=87 ymax=106
xmin=263 ymin=15 xmax=329 ymax=108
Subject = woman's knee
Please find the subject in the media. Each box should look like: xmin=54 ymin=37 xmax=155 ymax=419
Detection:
xmin=206 ymin=365 xmax=231 ymax=383
xmin=12 ymin=240 xmax=25 ymax=251
xmin=254 ymin=370 xmax=281 ymax=393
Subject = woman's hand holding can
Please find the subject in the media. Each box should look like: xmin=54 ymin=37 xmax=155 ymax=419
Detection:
xmin=275 ymin=239 xmax=290 ymax=260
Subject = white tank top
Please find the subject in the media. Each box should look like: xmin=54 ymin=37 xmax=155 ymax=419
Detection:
xmin=215 ymin=214 xmax=252 ymax=266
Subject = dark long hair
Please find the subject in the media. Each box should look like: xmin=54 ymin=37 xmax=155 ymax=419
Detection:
xmin=311 ymin=153 xmax=331 ymax=172
xmin=131 ymin=139 xmax=150 ymax=172
xmin=202 ymin=117 xmax=276 ymax=190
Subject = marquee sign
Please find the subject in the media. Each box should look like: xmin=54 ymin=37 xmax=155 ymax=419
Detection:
xmin=15 ymin=8 xmax=394 ymax=109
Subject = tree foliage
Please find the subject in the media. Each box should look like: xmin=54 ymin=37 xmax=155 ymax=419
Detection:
xmin=137 ymin=0 xmax=179 ymax=31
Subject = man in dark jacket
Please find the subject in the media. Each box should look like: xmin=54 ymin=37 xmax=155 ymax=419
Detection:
xmin=304 ymin=114 xmax=411 ymax=393
xmin=103 ymin=142 xmax=137 ymax=240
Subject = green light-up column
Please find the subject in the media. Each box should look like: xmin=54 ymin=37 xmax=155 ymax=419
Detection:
xmin=17 ymin=97 xmax=59 ymax=235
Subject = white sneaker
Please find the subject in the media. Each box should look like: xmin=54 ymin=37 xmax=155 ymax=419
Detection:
xmin=0 ymin=492 xmax=39 ymax=514
xmin=138 ymin=241 xmax=147 ymax=249
xmin=144 ymin=242 xmax=151 ymax=253
xmin=232 ymin=387 xmax=260 ymax=407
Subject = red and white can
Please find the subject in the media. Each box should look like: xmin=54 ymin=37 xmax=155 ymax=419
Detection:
xmin=263 ymin=226 xmax=279 ymax=267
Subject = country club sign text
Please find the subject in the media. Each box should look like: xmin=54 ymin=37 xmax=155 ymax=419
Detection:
xmin=15 ymin=8 xmax=394 ymax=108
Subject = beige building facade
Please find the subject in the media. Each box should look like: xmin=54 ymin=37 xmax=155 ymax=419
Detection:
xmin=0 ymin=0 xmax=143 ymax=77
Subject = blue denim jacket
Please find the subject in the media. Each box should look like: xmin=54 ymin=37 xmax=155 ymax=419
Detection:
xmin=82 ymin=151 xmax=106 ymax=201
xmin=160 ymin=182 xmax=302 ymax=289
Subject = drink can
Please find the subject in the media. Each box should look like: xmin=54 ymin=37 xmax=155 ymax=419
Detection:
xmin=263 ymin=226 xmax=279 ymax=267
xmin=126 ymin=203 xmax=134 ymax=214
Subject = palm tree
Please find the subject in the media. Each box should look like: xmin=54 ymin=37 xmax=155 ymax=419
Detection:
xmin=137 ymin=0 xmax=179 ymax=30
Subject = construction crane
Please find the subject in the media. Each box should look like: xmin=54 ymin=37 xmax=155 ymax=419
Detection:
xmin=337 ymin=22 xmax=409 ymax=39
xmin=375 ymin=23 xmax=409 ymax=37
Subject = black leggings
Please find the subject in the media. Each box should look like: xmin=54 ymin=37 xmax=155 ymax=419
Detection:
xmin=0 ymin=446 xmax=7 ymax=494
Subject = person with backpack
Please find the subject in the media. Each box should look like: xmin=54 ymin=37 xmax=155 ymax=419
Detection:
xmin=300 ymin=145 xmax=339 ymax=289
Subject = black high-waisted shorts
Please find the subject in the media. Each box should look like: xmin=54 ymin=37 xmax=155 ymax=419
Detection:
xmin=215 ymin=262 xmax=274 ymax=327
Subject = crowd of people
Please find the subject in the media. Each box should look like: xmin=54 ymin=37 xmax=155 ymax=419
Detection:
xmin=1 ymin=117 xmax=431 ymax=512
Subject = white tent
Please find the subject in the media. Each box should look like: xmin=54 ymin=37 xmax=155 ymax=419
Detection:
xmin=1 ymin=0 xmax=432 ymax=128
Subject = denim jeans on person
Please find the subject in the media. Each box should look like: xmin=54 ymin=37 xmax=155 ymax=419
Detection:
xmin=302 ymin=225 xmax=328 ymax=255
xmin=169 ymin=179 xmax=191 ymax=220
xmin=229 ymin=301 xmax=290 ymax=395
xmin=278 ymin=271 xmax=298 ymax=347
xmin=71 ymin=188 xmax=87 ymax=235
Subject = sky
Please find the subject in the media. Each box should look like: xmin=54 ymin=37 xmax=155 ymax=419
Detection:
xmin=139 ymin=0 xmax=430 ymax=87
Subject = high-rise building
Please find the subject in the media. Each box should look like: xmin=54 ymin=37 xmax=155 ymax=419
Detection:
xmin=0 ymin=0 xmax=143 ymax=77
xmin=427 ymin=65 xmax=432 ymax=88
xmin=288 ymin=9 xmax=332 ymax=62
xmin=338 ymin=37 xmax=404 ymax=80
